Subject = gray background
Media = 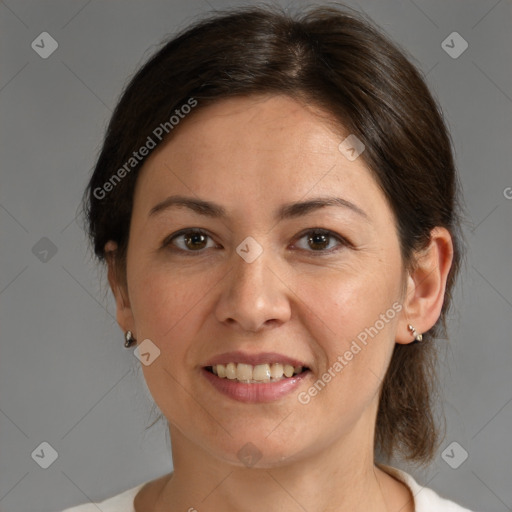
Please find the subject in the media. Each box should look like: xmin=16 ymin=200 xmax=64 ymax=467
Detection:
xmin=0 ymin=0 xmax=511 ymax=511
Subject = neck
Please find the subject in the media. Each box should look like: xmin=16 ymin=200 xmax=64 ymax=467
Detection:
xmin=154 ymin=418 xmax=398 ymax=512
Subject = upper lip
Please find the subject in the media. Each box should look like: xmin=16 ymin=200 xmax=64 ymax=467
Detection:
xmin=203 ymin=351 xmax=309 ymax=368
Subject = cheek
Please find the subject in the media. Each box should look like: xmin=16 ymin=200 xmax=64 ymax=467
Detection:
xmin=127 ymin=264 xmax=211 ymax=405
xmin=293 ymin=259 xmax=399 ymax=343
xmin=292 ymin=264 xmax=399 ymax=400
xmin=128 ymin=267 xmax=208 ymax=416
xmin=129 ymin=263 xmax=206 ymax=339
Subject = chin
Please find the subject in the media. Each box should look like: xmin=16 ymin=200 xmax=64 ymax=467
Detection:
xmin=209 ymin=435 xmax=310 ymax=470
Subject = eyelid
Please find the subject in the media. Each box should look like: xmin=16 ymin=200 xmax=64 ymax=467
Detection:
xmin=290 ymin=228 xmax=351 ymax=252
xmin=163 ymin=228 xmax=351 ymax=254
xmin=162 ymin=228 xmax=218 ymax=251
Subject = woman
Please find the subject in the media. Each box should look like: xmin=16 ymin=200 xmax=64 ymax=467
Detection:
xmin=64 ymin=4 xmax=473 ymax=511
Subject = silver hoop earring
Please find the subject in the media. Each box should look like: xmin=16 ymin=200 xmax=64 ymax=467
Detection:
xmin=124 ymin=330 xmax=136 ymax=348
xmin=407 ymin=324 xmax=423 ymax=343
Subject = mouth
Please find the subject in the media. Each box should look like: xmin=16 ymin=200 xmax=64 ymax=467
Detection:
xmin=201 ymin=351 xmax=313 ymax=402
xmin=204 ymin=362 xmax=311 ymax=384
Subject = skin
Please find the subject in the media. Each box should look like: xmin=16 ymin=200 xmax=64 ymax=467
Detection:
xmin=105 ymin=94 xmax=454 ymax=512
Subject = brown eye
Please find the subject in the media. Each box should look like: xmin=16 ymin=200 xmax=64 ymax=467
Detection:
xmin=166 ymin=230 xmax=216 ymax=252
xmin=308 ymin=232 xmax=330 ymax=250
xmin=293 ymin=229 xmax=348 ymax=253
xmin=184 ymin=232 xmax=207 ymax=250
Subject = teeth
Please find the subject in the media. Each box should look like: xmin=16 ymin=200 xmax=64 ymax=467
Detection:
xmin=284 ymin=365 xmax=294 ymax=378
xmin=209 ymin=363 xmax=305 ymax=382
xmin=253 ymin=364 xmax=271 ymax=382
xmin=270 ymin=363 xmax=284 ymax=380
xmin=236 ymin=363 xmax=253 ymax=382
xmin=226 ymin=362 xmax=237 ymax=380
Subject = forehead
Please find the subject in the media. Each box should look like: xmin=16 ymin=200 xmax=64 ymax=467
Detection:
xmin=165 ymin=94 xmax=344 ymax=154
xmin=134 ymin=94 xmax=389 ymax=225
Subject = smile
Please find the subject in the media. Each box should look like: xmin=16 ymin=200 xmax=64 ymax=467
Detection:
xmin=206 ymin=362 xmax=308 ymax=383
xmin=202 ymin=364 xmax=311 ymax=403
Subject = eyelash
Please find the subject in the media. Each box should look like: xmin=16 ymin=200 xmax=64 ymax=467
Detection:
xmin=162 ymin=228 xmax=351 ymax=256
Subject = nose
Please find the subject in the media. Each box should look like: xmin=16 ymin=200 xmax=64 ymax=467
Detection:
xmin=214 ymin=244 xmax=292 ymax=333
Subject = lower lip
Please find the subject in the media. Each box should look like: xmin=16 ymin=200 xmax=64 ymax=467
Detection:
xmin=201 ymin=367 xmax=311 ymax=403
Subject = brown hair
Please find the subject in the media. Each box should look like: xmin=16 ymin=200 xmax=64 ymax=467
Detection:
xmin=81 ymin=3 xmax=467 ymax=466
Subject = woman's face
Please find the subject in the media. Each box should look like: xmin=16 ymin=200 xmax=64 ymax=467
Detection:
xmin=115 ymin=94 xmax=409 ymax=467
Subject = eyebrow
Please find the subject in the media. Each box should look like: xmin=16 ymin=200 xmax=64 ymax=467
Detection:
xmin=149 ymin=194 xmax=370 ymax=222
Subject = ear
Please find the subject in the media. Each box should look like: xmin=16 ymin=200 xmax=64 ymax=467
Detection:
xmin=105 ymin=240 xmax=136 ymax=338
xmin=395 ymin=227 xmax=454 ymax=345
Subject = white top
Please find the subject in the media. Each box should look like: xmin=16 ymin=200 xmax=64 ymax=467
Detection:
xmin=60 ymin=464 xmax=475 ymax=511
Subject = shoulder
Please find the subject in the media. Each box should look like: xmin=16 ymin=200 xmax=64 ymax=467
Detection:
xmin=59 ymin=481 xmax=148 ymax=512
xmin=378 ymin=464 xmax=476 ymax=512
